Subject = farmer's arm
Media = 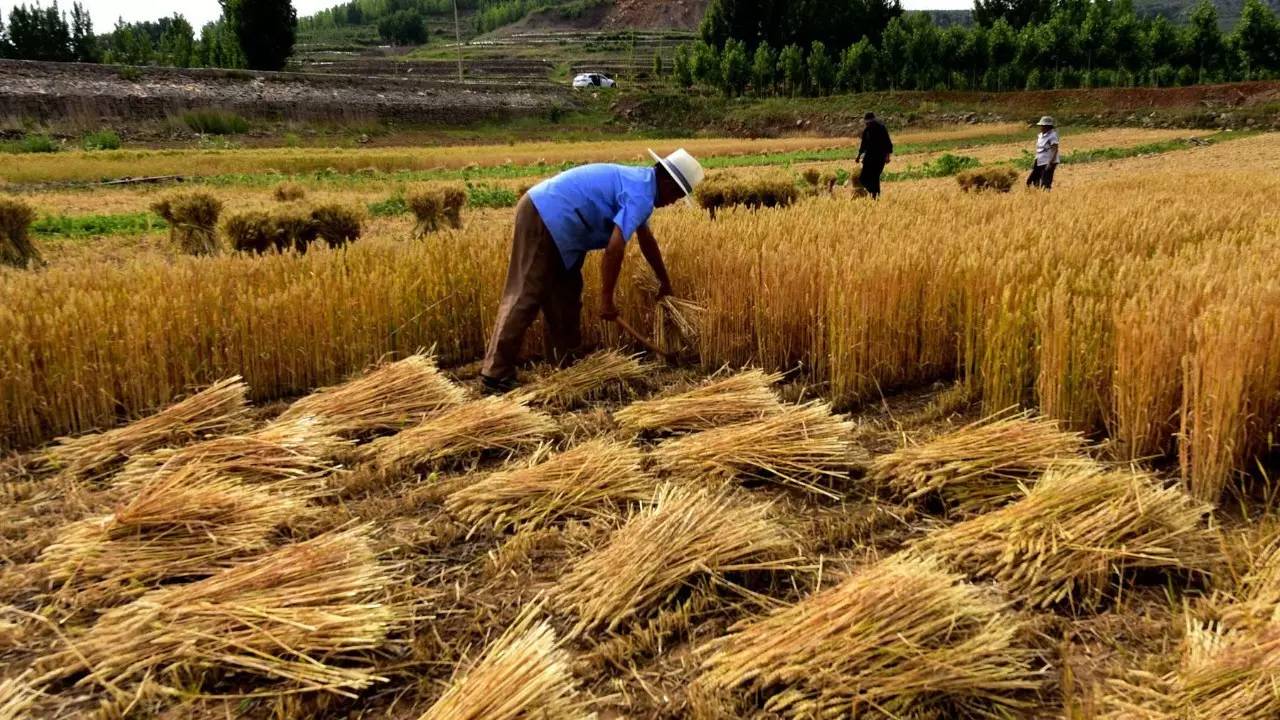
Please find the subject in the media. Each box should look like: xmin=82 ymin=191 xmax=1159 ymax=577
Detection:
xmin=600 ymin=226 xmax=626 ymax=320
xmin=636 ymin=224 xmax=672 ymax=298
xmin=1050 ymin=141 xmax=1060 ymax=165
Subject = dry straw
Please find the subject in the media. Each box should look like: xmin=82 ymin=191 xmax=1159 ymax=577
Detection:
xmin=514 ymin=349 xmax=646 ymax=408
xmin=360 ymin=397 xmax=556 ymax=474
xmin=613 ymin=368 xmax=784 ymax=436
xmin=0 ymin=672 xmax=38 ymax=720
xmin=553 ymin=483 xmax=798 ymax=634
xmin=43 ymin=377 xmax=250 ymax=480
xmin=695 ymin=173 xmax=799 ymax=220
xmin=913 ymin=466 xmax=1220 ymax=609
xmin=957 ymin=166 xmax=1020 ymax=193
xmin=113 ymin=415 xmax=349 ymax=492
xmin=273 ymin=182 xmax=307 ymax=202
xmin=446 ymin=438 xmax=653 ymax=530
xmin=277 ymin=354 xmax=467 ymax=437
xmin=223 ymin=209 xmax=282 ymax=253
xmin=41 ymin=525 xmax=399 ymax=695
xmin=650 ymin=402 xmax=853 ymax=498
xmin=151 ymin=192 xmax=224 ymax=255
xmin=38 ymin=464 xmax=305 ymax=605
xmin=869 ymin=411 xmax=1094 ymax=515
xmin=698 ymin=553 xmax=1042 ymax=718
xmin=654 ymin=295 xmax=706 ymax=355
xmin=416 ymin=608 xmax=591 ymax=720
xmin=407 ymin=184 xmax=467 ymax=236
xmin=309 ymin=203 xmax=364 ymax=248
xmin=0 ymin=196 xmax=41 ymax=270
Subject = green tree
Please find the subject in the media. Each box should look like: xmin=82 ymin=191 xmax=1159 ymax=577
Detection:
xmin=807 ymin=40 xmax=835 ymax=95
xmin=377 ymin=9 xmax=426 ymax=45
xmin=197 ymin=20 xmax=246 ymax=68
xmin=720 ymin=37 xmax=750 ymax=95
xmin=158 ymin=14 xmax=196 ymax=67
xmin=0 ymin=15 xmax=11 ymax=58
xmin=8 ymin=3 xmax=74 ymax=61
xmin=1185 ymin=0 xmax=1224 ymax=80
xmin=837 ymin=36 xmax=876 ymax=92
xmin=779 ymin=42 xmax=806 ymax=96
xmin=653 ymin=49 xmax=664 ymax=79
xmin=105 ymin=20 xmax=153 ymax=65
xmin=1145 ymin=15 xmax=1183 ymax=68
xmin=959 ymin=24 xmax=988 ymax=87
xmin=672 ymin=43 xmax=694 ymax=87
xmin=69 ymin=2 xmax=96 ymax=62
xmin=973 ymin=0 xmax=1051 ymax=29
xmin=904 ymin=13 xmax=941 ymax=89
xmin=691 ymin=40 xmax=723 ymax=89
xmin=1235 ymin=0 xmax=1280 ymax=77
xmin=751 ymin=41 xmax=777 ymax=95
xmin=879 ymin=16 xmax=909 ymax=89
xmin=220 ymin=0 xmax=296 ymax=71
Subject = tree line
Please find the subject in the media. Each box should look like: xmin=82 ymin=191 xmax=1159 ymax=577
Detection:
xmin=673 ymin=0 xmax=1280 ymax=95
xmin=0 ymin=0 xmax=298 ymax=71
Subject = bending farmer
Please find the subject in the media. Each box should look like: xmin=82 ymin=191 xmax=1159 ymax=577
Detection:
xmin=480 ymin=149 xmax=705 ymax=394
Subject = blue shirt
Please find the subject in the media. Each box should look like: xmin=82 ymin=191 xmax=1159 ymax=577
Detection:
xmin=528 ymin=164 xmax=657 ymax=269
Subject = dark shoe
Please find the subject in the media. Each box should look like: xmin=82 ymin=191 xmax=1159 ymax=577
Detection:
xmin=480 ymin=374 xmax=518 ymax=395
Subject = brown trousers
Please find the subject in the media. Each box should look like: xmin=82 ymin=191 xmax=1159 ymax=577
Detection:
xmin=481 ymin=195 xmax=584 ymax=380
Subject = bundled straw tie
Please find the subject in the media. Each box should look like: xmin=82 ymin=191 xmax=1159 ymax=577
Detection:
xmin=277 ymin=354 xmax=468 ymax=437
xmin=513 ymin=349 xmax=647 ymax=408
xmin=43 ymin=377 xmax=251 ymax=481
xmin=613 ymin=368 xmax=785 ymax=436
xmin=655 ymin=295 xmax=707 ymax=355
xmin=912 ymin=466 xmax=1220 ymax=610
xmin=699 ymin=553 xmax=1043 ymax=718
xmin=416 ymin=605 xmax=592 ymax=720
xmin=39 ymin=525 xmax=401 ymax=696
xmin=650 ymin=401 xmax=854 ymax=498
xmin=553 ymin=483 xmax=800 ymax=634
xmin=870 ymin=409 xmax=1095 ymax=515
xmin=446 ymin=438 xmax=655 ymax=531
xmin=360 ymin=397 xmax=557 ymax=474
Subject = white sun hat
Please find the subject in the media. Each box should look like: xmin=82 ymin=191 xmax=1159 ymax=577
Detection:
xmin=1037 ymin=116 xmax=1056 ymax=126
xmin=648 ymin=148 xmax=705 ymax=203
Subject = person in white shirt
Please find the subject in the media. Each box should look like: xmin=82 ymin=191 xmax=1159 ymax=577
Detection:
xmin=1027 ymin=116 xmax=1060 ymax=190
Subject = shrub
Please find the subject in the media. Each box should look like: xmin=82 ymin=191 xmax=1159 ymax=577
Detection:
xmin=2 ymin=134 xmax=60 ymax=154
xmin=82 ymin=130 xmax=121 ymax=151
xmin=0 ymin=197 xmax=42 ymax=270
xmin=957 ymin=166 xmax=1020 ymax=193
xmin=309 ymin=204 xmax=364 ymax=248
xmin=181 ymin=109 xmax=250 ymax=135
xmin=273 ymin=182 xmax=306 ymax=202
xmin=151 ymin=192 xmax=224 ymax=255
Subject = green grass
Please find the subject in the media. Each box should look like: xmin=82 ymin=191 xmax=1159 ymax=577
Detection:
xmin=181 ymin=110 xmax=251 ymax=136
xmin=885 ymin=153 xmax=982 ymax=182
xmin=1 ymin=134 xmax=60 ymax=154
xmin=32 ymin=212 xmax=165 ymax=238
xmin=82 ymin=130 xmax=122 ymax=151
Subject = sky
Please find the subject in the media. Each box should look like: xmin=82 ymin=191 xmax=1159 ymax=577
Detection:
xmin=0 ymin=0 xmax=972 ymax=31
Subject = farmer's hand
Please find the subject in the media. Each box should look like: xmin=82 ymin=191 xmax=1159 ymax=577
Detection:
xmin=600 ymin=298 xmax=620 ymax=321
xmin=885 ymin=153 xmax=892 ymax=165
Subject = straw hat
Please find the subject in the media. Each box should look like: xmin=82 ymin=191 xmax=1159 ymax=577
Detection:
xmin=1037 ymin=116 xmax=1056 ymax=127
xmin=649 ymin=148 xmax=705 ymax=202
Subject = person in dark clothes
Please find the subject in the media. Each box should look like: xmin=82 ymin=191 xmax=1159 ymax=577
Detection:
xmin=856 ymin=112 xmax=894 ymax=199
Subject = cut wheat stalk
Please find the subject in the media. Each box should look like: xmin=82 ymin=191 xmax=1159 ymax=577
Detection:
xmin=361 ymin=397 xmax=556 ymax=475
xmin=698 ymin=553 xmax=1042 ymax=718
xmin=446 ymin=438 xmax=654 ymax=530
xmin=38 ymin=464 xmax=307 ymax=606
xmin=277 ymin=354 xmax=468 ymax=437
xmin=43 ymin=378 xmax=251 ymax=481
xmin=552 ymin=483 xmax=800 ymax=634
xmin=114 ymin=415 xmax=349 ymax=493
xmin=870 ymin=410 xmax=1095 ymax=515
xmin=650 ymin=402 xmax=853 ymax=498
xmin=0 ymin=671 xmax=39 ymax=720
xmin=913 ymin=466 xmax=1220 ymax=610
xmin=613 ymin=369 xmax=785 ymax=436
xmin=513 ymin=349 xmax=647 ymax=408
xmin=416 ymin=607 xmax=592 ymax=720
xmin=655 ymin=295 xmax=707 ymax=355
xmin=39 ymin=525 xmax=400 ymax=697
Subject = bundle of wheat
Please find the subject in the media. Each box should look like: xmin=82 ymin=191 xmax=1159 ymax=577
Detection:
xmin=695 ymin=174 xmax=799 ymax=220
xmin=406 ymin=185 xmax=467 ymax=236
xmin=38 ymin=465 xmax=304 ymax=605
xmin=913 ymin=467 xmax=1219 ymax=609
xmin=655 ymin=295 xmax=706 ymax=355
xmin=361 ymin=397 xmax=556 ymax=475
xmin=869 ymin=411 xmax=1094 ymax=515
xmin=278 ymin=354 xmax=467 ymax=437
xmin=446 ymin=438 xmax=653 ymax=530
xmin=151 ymin=192 xmax=223 ymax=255
xmin=441 ymin=186 xmax=467 ymax=230
xmin=613 ymin=369 xmax=784 ymax=436
xmin=223 ymin=209 xmax=280 ymax=253
xmin=650 ymin=402 xmax=853 ymax=498
xmin=553 ymin=484 xmax=798 ymax=634
xmin=273 ymin=208 xmax=321 ymax=252
xmin=114 ymin=415 xmax=348 ymax=492
xmin=514 ymin=350 xmax=647 ymax=408
xmin=273 ymin=182 xmax=307 ymax=202
xmin=44 ymin=377 xmax=250 ymax=480
xmin=957 ymin=166 xmax=1020 ymax=193
xmin=1220 ymin=536 xmax=1280 ymax=631
xmin=310 ymin=203 xmax=364 ymax=248
xmin=41 ymin=526 xmax=399 ymax=695
xmin=698 ymin=553 xmax=1042 ymax=718
xmin=0 ymin=197 xmax=41 ymax=270
xmin=801 ymin=168 xmax=821 ymax=186
xmin=416 ymin=609 xmax=591 ymax=720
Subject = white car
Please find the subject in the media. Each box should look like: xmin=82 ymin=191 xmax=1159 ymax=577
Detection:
xmin=572 ymin=73 xmax=616 ymax=89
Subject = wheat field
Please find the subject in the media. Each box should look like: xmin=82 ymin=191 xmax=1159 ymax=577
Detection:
xmin=1 ymin=129 xmax=1279 ymax=718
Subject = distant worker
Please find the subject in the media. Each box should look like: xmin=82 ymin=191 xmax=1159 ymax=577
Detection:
xmin=1027 ymin=116 xmax=1060 ymax=190
xmin=855 ymin=112 xmax=894 ymax=199
xmin=479 ymin=150 xmax=705 ymax=394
